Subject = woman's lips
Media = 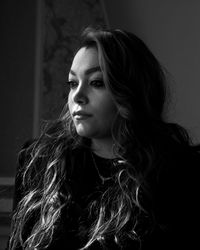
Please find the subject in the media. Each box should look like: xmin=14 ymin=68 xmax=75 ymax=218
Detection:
xmin=73 ymin=111 xmax=92 ymax=120
xmin=74 ymin=114 xmax=92 ymax=120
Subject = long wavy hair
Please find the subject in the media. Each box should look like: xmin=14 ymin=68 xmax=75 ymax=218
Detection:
xmin=9 ymin=27 xmax=194 ymax=250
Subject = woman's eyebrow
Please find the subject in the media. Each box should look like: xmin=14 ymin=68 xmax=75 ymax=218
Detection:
xmin=69 ymin=66 xmax=101 ymax=76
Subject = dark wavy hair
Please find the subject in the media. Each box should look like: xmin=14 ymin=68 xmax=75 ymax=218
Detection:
xmin=9 ymin=27 xmax=194 ymax=249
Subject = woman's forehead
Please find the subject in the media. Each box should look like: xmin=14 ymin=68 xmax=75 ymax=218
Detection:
xmin=70 ymin=47 xmax=100 ymax=74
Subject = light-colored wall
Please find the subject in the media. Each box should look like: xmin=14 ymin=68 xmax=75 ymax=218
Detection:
xmin=104 ymin=0 xmax=200 ymax=143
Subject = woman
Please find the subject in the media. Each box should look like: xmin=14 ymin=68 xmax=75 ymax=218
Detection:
xmin=8 ymin=27 xmax=200 ymax=249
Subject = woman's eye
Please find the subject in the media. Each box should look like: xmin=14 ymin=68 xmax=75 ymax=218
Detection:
xmin=67 ymin=80 xmax=78 ymax=89
xmin=90 ymin=80 xmax=105 ymax=88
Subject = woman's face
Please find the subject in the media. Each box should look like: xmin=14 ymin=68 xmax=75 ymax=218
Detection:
xmin=68 ymin=47 xmax=118 ymax=139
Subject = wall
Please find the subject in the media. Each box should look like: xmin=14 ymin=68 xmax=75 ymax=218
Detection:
xmin=0 ymin=0 xmax=37 ymax=177
xmin=104 ymin=0 xmax=200 ymax=143
xmin=0 ymin=0 xmax=37 ymax=247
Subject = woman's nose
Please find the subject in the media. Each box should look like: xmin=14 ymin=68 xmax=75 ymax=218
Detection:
xmin=73 ymin=83 xmax=89 ymax=105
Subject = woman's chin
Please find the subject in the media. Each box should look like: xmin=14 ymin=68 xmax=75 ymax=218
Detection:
xmin=76 ymin=127 xmax=92 ymax=138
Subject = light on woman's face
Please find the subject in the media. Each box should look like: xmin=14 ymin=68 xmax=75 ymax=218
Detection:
xmin=67 ymin=47 xmax=118 ymax=139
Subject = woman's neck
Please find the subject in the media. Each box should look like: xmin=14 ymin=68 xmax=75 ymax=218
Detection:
xmin=91 ymin=137 xmax=116 ymax=159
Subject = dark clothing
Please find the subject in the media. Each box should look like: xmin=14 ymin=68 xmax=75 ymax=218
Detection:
xmin=9 ymin=140 xmax=200 ymax=249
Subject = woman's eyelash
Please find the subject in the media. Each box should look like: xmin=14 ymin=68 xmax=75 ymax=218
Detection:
xmin=90 ymin=80 xmax=105 ymax=87
xmin=66 ymin=80 xmax=78 ymax=88
xmin=66 ymin=79 xmax=105 ymax=89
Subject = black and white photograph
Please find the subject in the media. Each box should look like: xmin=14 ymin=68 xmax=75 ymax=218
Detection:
xmin=0 ymin=1 xmax=200 ymax=249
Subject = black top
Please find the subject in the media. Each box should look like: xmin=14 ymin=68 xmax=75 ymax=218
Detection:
xmin=9 ymin=141 xmax=200 ymax=249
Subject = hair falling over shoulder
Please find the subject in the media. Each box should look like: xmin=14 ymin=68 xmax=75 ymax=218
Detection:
xmin=8 ymin=119 xmax=70 ymax=249
xmin=8 ymin=26 xmax=197 ymax=250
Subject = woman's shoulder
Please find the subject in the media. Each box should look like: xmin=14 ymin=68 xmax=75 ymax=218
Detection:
xmin=155 ymin=132 xmax=200 ymax=167
xmin=13 ymin=138 xmax=49 ymax=206
xmin=154 ymin=138 xmax=200 ymax=192
xmin=144 ymin=140 xmax=200 ymax=249
xmin=16 ymin=139 xmax=37 ymax=177
xmin=149 ymin=137 xmax=200 ymax=206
